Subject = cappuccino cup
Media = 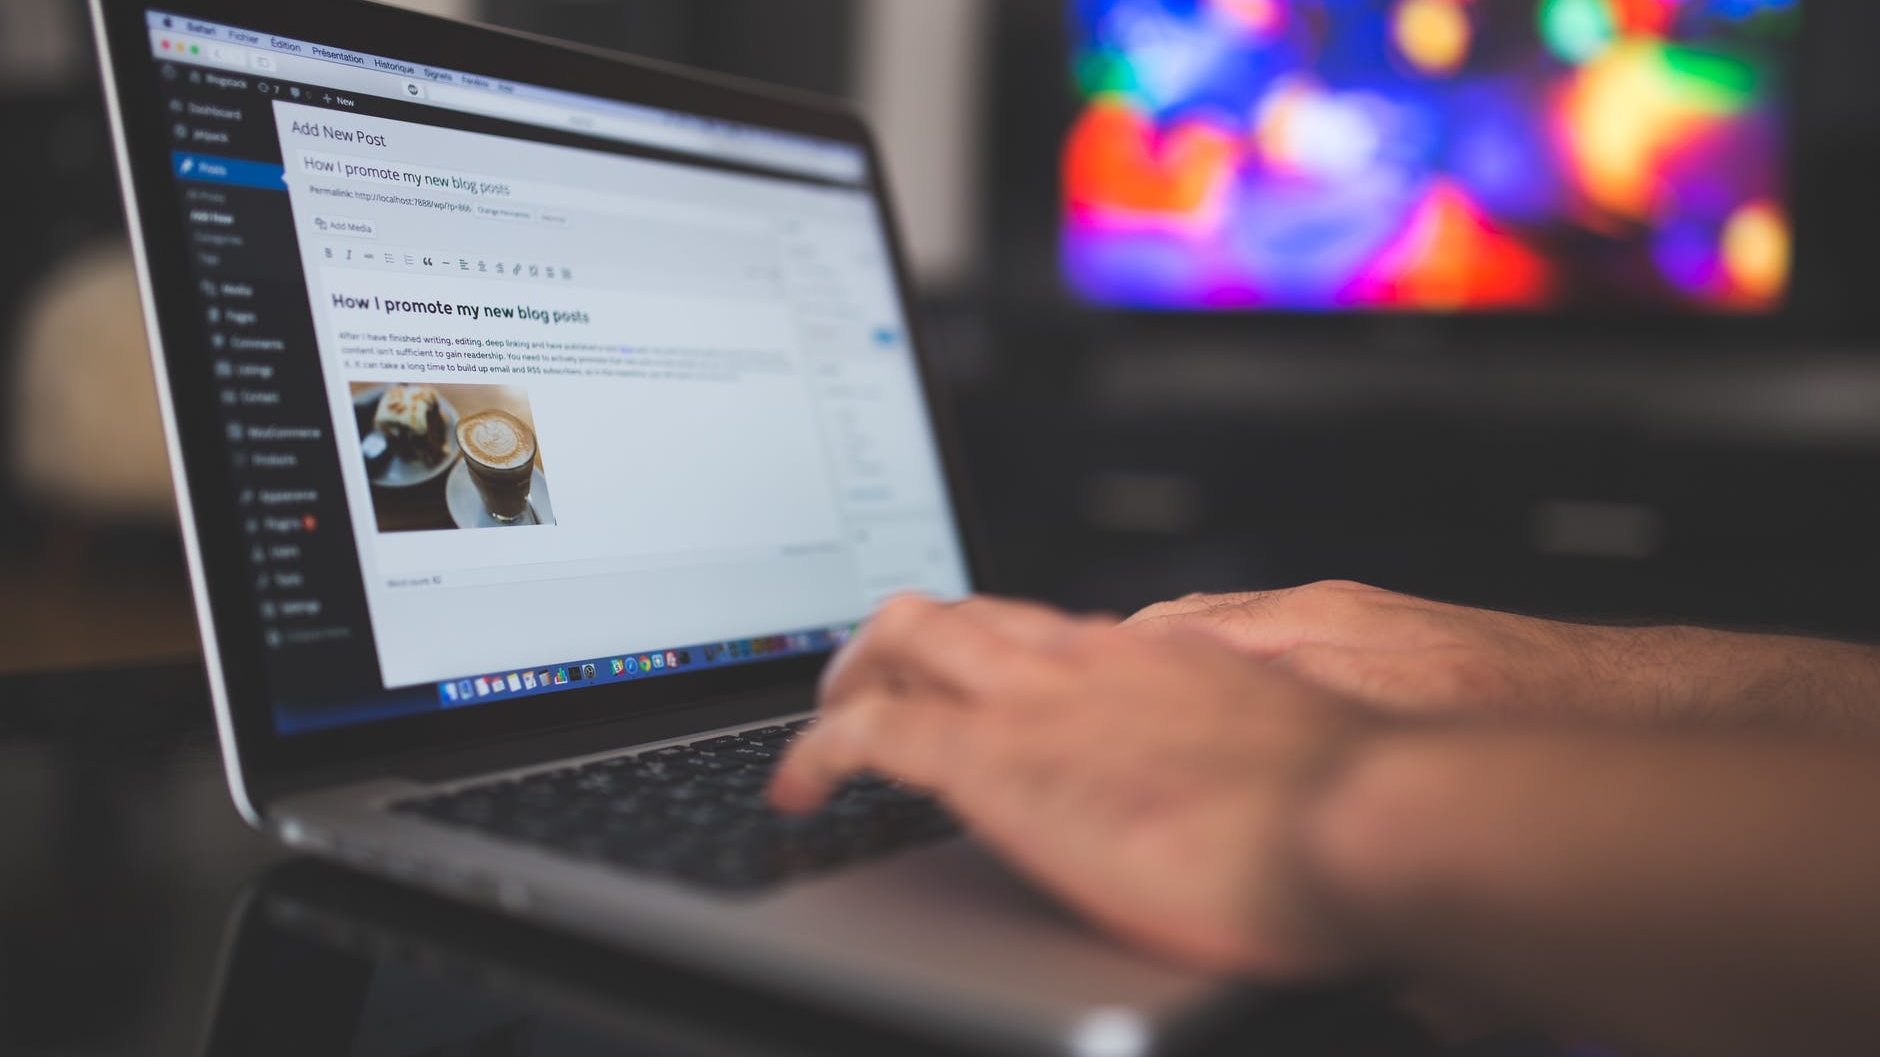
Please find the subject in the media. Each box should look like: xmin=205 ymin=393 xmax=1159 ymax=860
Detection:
xmin=457 ymin=410 xmax=537 ymax=523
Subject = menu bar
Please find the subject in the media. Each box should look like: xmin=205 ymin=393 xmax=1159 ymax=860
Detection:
xmin=144 ymin=9 xmax=868 ymax=184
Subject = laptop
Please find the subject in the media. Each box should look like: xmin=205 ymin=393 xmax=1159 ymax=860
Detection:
xmin=90 ymin=1 xmax=1242 ymax=1051
xmin=202 ymin=862 xmax=1290 ymax=1057
xmin=205 ymin=862 xmax=1018 ymax=1057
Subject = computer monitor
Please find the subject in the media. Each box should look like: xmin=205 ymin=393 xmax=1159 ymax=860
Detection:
xmin=1062 ymin=0 xmax=1801 ymax=314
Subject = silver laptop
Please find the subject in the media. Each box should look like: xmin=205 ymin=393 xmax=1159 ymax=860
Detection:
xmin=91 ymin=1 xmax=1243 ymax=1051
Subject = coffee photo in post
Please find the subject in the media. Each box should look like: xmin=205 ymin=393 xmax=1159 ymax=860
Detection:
xmin=351 ymin=382 xmax=557 ymax=533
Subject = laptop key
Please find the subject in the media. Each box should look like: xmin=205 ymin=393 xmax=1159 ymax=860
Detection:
xmin=718 ymin=770 xmax=771 ymax=792
xmin=726 ymin=745 xmax=778 ymax=764
xmin=679 ymin=755 xmax=741 ymax=776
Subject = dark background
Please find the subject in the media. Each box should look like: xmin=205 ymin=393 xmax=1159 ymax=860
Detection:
xmin=6 ymin=0 xmax=1880 ymax=680
xmin=4 ymin=4 xmax=1880 ymax=1055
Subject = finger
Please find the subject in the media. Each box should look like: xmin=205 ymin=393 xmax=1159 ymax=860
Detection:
xmin=815 ymin=593 xmax=945 ymax=712
xmin=769 ymin=685 xmax=968 ymax=813
xmin=820 ymin=595 xmax=1085 ymax=710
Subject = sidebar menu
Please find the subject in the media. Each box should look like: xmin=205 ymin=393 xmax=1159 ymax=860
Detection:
xmin=155 ymin=57 xmax=396 ymax=723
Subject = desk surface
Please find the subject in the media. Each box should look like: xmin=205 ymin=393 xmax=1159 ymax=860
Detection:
xmin=0 ymin=663 xmax=1577 ymax=1057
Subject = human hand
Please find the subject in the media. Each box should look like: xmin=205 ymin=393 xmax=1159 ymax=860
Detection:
xmin=769 ymin=595 xmax=1373 ymax=977
xmin=1124 ymin=581 xmax=1670 ymax=724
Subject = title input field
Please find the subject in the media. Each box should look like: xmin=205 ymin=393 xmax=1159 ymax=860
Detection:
xmin=289 ymin=144 xmax=770 ymax=234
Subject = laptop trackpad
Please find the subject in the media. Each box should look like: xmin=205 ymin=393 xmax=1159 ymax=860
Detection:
xmin=757 ymin=837 xmax=1222 ymax=1020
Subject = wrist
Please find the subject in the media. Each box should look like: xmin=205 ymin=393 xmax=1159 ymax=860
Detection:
xmin=1567 ymin=624 xmax=1724 ymax=723
xmin=1565 ymin=622 xmax=1806 ymax=725
xmin=1284 ymin=725 xmax=1551 ymax=978
xmin=1272 ymin=727 xmax=1440 ymax=970
xmin=1590 ymin=626 xmax=1880 ymax=730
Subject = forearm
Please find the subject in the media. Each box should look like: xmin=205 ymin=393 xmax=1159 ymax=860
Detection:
xmin=1296 ymin=726 xmax=1880 ymax=1057
xmin=1584 ymin=625 xmax=1880 ymax=734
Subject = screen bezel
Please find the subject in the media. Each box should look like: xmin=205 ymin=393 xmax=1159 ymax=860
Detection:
xmin=93 ymin=0 xmax=990 ymax=814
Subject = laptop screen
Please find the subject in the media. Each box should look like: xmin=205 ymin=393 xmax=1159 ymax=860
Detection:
xmin=133 ymin=9 xmax=972 ymax=737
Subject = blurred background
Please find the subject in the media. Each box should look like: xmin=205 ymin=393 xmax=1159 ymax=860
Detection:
xmin=6 ymin=4 xmax=1880 ymax=1054
xmin=6 ymin=0 xmax=1880 ymax=682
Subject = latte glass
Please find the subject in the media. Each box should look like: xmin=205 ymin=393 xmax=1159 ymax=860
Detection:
xmin=457 ymin=410 xmax=537 ymax=523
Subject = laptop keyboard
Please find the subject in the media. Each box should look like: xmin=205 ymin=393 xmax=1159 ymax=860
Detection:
xmin=392 ymin=719 xmax=960 ymax=895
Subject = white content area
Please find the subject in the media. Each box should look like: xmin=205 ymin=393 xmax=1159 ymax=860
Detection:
xmin=272 ymin=101 xmax=970 ymax=688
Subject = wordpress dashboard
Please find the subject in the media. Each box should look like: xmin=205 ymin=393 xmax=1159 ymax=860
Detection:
xmin=138 ymin=10 xmax=970 ymax=732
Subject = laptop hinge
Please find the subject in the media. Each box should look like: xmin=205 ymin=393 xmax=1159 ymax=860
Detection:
xmin=254 ymin=684 xmax=812 ymax=810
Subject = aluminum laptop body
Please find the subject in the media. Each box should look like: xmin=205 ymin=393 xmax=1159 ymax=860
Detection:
xmin=90 ymin=1 xmax=1243 ymax=1051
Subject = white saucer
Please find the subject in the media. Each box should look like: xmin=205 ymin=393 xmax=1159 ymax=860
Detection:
xmin=446 ymin=462 xmax=555 ymax=529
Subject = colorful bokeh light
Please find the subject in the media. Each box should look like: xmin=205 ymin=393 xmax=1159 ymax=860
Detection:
xmin=1722 ymin=199 xmax=1791 ymax=306
xmin=1394 ymin=0 xmax=1475 ymax=76
xmin=1063 ymin=0 xmax=1799 ymax=313
xmin=1541 ymin=0 xmax=1620 ymax=64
